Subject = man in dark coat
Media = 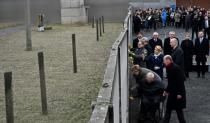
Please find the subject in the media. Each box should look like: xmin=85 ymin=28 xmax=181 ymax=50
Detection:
xmin=203 ymin=16 xmax=210 ymax=40
xmin=164 ymin=31 xmax=179 ymax=55
xmin=191 ymin=14 xmax=199 ymax=40
xmin=133 ymin=13 xmax=142 ymax=34
xmin=194 ymin=31 xmax=209 ymax=78
xmin=130 ymin=65 xmax=162 ymax=98
xmin=138 ymin=72 xmax=165 ymax=121
xmin=185 ymin=11 xmax=191 ymax=31
xmin=149 ymin=32 xmax=163 ymax=52
xmin=132 ymin=32 xmax=143 ymax=51
xmin=163 ymin=55 xmax=186 ymax=123
xmin=170 ymin=38 xmax=185 ymax=70
xmin=181 ymin=33 xmax=194 ymax=78
xmin=198 ymin=12 xmax=204 ymax=31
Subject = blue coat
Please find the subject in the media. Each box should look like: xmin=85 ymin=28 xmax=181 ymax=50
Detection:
xmin=161 ymin=10 xmax=167 ymax=24
xmin=147 ymin=53 xmax=164 ymax=79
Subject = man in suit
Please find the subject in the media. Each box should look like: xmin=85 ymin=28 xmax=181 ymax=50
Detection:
xmin=170 ymin=38 xmax=185 ymax=70
xmin=185 ymin=11 xmax=191 ymax=32
xmin=194 ymin=31 xmax=209 ymax=78
xmin=203 ymin=16 xmax=210 ymax=40
xmin=191 ymin=14 xmax=199 ymax=41
xmin=149 ymin=32 xmax=163 ymax=52
xmin=164 ymin=31 xmax=179 ymax=55
xmin=163 ymin=55 xmax=186 ymax=123
xmin=133 ymin=11 xmax=142 ymax=34
xmin=198 ymin=11 xmax=204 ymax=31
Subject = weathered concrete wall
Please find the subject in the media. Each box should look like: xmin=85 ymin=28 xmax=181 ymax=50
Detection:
xmin=60 ymin=0 xmax=87 ymax=24
xmin=84 ymin=0 xmax=130 ymax=22
xmin=0 ymin=0 xmax=61 ymax=24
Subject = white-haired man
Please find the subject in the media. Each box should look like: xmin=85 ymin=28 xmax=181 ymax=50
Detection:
xmin=149 ymin=32 xmax=163 ymax=52
xmin=164 ymin=31 xmax=179 ymax=55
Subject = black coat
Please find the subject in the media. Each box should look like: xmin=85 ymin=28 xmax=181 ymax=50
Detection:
xmin=133 ymin=38 xmax=140 ymax=50
xmin=149 ymin=38 xmax=163 ymax=52
xmin=198 ymin=15 xmax=204 ymax=30
xmin=133 ymin=48 xmax=147 ymax=67
xmin=171 ymin=46 xmax=185 ymax=70
xmin=138 ymin=80 xmax=165 ymax=103
xmin=164 ymin=37 xmax=179 ymax=55
xmin=194 ymin=37 xmax=209 ymax=62
xmin=192 ymin=18 xmax=199 ymax=30
xmin=181 ymin=39 xmax=194 ymax=71
xmin=166 ymin=63 xmax=186 ymax=110
xmin=133 ymin=16 xmax=141 ymax=34
xmin=132 ymin=68 xmax=162 ymax=97
xmin=202 ymin=19 xmax=210 ymax=29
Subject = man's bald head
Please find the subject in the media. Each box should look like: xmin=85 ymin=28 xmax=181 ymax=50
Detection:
xmin=146 ymin=72 xmax=155 ymax=83
xmin=170 ymin=38 xmax=178 ymax=49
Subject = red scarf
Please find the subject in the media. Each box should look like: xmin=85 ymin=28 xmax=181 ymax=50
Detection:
xmin=165 ymin=62 xmax=173 ymax=69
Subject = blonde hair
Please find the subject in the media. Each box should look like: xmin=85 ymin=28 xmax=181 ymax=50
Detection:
xmin=155 ymin=45 xmax=163 ymax=52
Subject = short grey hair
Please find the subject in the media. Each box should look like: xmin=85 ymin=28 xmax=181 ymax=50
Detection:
xmin=142 ymin=37 xmax=149 ymax=42
xmin=153 ymin=32 xmax=159 ymax=36
xmin=164 ymin=55 xmax=173 ymax=61
xmin=169 ymin=31 xmax=176 ymax=35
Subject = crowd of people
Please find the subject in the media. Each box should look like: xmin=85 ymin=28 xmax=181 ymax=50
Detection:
xmin=130 ymin=30 xmax=209 ymax=79
xmin=133 ymin=6 xmax=210 ymax=40
xmin=130 ymin=5 xmax=210 ymax=123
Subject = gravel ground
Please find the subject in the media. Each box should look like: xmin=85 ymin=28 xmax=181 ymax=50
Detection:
xmin=0 ymin=23 xmax=122 ymax=123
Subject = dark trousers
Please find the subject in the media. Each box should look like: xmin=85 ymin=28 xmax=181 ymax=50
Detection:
xmin=204 ymin=28 xmax=210 ymax=40
xmin=196 ymin=60 xmax=206 ymax=76
xmin=163 ymin=108 xmax=186 ymax=123
xmin=191 ymin=28 xmax=198 ymax=40
xmin=185 ymin=22 xmax=190 ymax=32
xmin=153 ymin=21 xmax=157 ymax=30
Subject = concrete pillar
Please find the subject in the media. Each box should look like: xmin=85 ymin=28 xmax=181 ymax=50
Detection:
xmin=60 ymin=0 xmax=88 ymax=24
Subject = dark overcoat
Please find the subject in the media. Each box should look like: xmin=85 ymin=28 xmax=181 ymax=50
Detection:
xmin=171 ymin=46 xmax=185 ymax=70
xmin=181 ymin=39 xmax=194 ymax=71
xmin=194 ymin=37 xmax=209 ymax=62
xmin=133 ymin=38 xmax=139 ymax=50
xmin=163 ymin=37 xmax=179 ymax=55
xmin=166 ymin=63 xmax=186 ymax=110
xmin=149 ymin=38 xmax=163 ymax=52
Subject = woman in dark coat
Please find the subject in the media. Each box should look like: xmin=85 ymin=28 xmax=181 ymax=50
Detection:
xmin=148 ymin=45 xmax=164 ymax=79
xmin=163 ymin=55 xmax=186 ymax=123
xmin=181 ymin=33 xmax=194 ymax=78
xmin=133 ymin=41 xmax=148 ymax=67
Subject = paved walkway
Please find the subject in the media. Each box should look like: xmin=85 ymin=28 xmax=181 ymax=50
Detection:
xmin=130 ymin=27 xmax=210 ymax=123
xmin=0 ymin=26 xmax=24 ymax=36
